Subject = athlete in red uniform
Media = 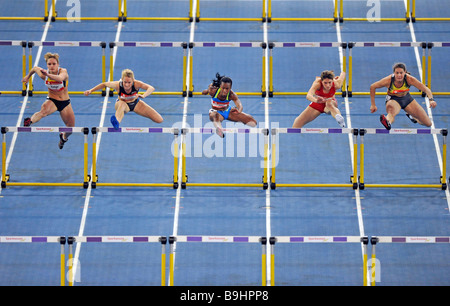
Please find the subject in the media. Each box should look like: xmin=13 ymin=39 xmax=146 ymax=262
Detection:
xmin=84 ymin=69 xmax=163 ymax=129
xmin=292 ymin=70 xmax=346 ymax=128
xmin=22 ymin=52 xmax=75 ymax=149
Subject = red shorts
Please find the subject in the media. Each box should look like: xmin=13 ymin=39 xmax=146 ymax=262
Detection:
xmin=308 ymin=98 xmax=337 ymax=113
xmin=308 ymin=101 xmax=326 ymax=113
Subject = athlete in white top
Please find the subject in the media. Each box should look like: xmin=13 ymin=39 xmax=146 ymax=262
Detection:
xmin=22 ymin=52 xmax=75 ymax=149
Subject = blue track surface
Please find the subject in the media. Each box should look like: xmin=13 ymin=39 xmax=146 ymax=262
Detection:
xmin=0 ymin=0 xmax=449 ymax=286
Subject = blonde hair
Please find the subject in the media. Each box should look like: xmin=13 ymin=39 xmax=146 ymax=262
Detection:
xmin=121 ymin=69 xmax=135 ymax=80
xmin=44 ymin=52 xmax=60 ymax=64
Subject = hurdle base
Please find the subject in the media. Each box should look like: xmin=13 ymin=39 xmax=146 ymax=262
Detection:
xmin=273 ymin=183 xmax=357 ymax=188
xmin=93 ymin=182 xmax=174 ymax=188
xmin=361 ymin=183 xmax=446 ymax=190
xmin=184 ymin=183 xmax=267 ymax=188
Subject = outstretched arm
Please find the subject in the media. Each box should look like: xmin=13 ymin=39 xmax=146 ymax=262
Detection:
xmin=135 ymin=80 xmax=155 ymax=99
xmin=22 ymin=66 xmax=45 ymax=83
xmin=369 ymin=76 xmax=390 ymax=113
xmin=84 ymin=81 xmax=118 ymax=96
xmin=406 ymin=74 xmax=436 ymax=108
xmin=333 ymin=71 xmax=346 ymax=89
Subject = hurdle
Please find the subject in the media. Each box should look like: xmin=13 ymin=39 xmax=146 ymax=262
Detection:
xmin=410 ymin=0 xmax=450 ymax=22
xmin=193 ymin=0 xmax=265 ymax=22
xmin=347 ymin=41 xmax=426 ymax=97
xmin=267 ymin=0 xmax=339 ymax=22
xmin=0 ymin=0 xmax=53 ymax=21
xmin=190 ymin=42 xmax=266 ymax=97
xmin=369 ymin=236 xmax=450 ymax=286
xmin=26 ymin=41 xmax=107 ymax=96
xmin=0 ymin=41 xmax=28 ymax=96
xmin=339 ymin=0 xmax=411 ymax=22
xmin=69 ymin=235 xmax=167 ymax=286
xmin=271 ymin=236 xmax=369 ymax=286
xmin=359 ymin=128 xmax=448 ymax=190
xmin=0 ymin=236 xmax=66 ymax=286
xmin=169 ymin=235 xmax=266 ymax=286
xmin=90 ymin=127 xmax=180 ymax=188
xmin=268 ymin=42 xmax=347 ymax=97
xmin=1 ymin=126 xmax=90 ymax=188
xmin=423 ymin=42 xmax=450 ymax=96
xmin=270 ymin=128 xmax=359 ymax=189
xmin=180 ymin=127 xmax=270 ymax=189
xmin=108 ymin=41 xmax=188 ymax=97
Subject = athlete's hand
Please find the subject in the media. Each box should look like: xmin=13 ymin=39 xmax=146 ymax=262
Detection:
xmin=83 ymin=90 xmax=92 ymax=96
xmin=230 ymin=107 xmax=240 ymax=113
xmin=316 ymin=96 xmax=326 ymax=103
xmin=370 ymin=105 xmax=377 ymax=113
xmin=429 ymin=100 xmax=437 ymax=108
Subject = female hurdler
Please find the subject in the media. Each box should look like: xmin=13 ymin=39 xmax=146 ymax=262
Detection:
xmin=22 ymin=52 xmax=75 ymax=149
xmin=370 ymin=62 xmax=436 ymax=130
xmin=292 ymin=70 xmax=346 ymax=128
xmin=84 ymin=69 xmax=163 ymax=129
xmin=201 ymin=73 xmax=257 ymax=138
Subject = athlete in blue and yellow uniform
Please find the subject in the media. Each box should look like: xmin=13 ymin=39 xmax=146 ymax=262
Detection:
xmin=22 ymin=52 xmax=75 ymax=149
xmin=370 ymin=63 xmax=436 ymax=130
xmin=202 ymin=73 xmax=257 ymax=138
xmin=84 ymin=69 xmax=163 ymax=129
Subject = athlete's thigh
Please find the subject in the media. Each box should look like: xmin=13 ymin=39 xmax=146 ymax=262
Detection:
xmin=404 ymin=100 xmax=431 ymax=125
xmin=292 ymin=106 xmax=321 ymax=128
xmin=134 ymin=101 xmax=163 ymax=122
xmin=59 ymin=103 xmax=75 ymax=126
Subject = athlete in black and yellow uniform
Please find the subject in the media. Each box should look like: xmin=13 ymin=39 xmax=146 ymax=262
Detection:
xmin=369 ymin=63 xmax=436 ymax=130
xmin=84 ymin=69 xmax=163 ymax=129
xmin=22 ymin=52 xmax=75 ymax=149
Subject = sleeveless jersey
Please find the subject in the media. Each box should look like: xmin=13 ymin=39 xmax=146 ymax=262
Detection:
xmin=118 ymin=80 xmax=139 ymax=101
xmin=388 ymin=74 xmax=410 ymax=95
xmin=315 ymin=82 xmax=336 ymax=98
xmin=211 ymin=88 xmax=231 ymax=109
xmin=45 ymin=67 xmax=66 ymax=92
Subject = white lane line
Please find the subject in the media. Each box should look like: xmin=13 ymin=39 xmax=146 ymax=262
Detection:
xmin=71 ymin=3 xmax=125 ymax=284
xmin=403 ymin=0 xmax=450 ymax=210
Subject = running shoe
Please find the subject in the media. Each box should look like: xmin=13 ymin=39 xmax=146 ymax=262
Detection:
xmin=216 ymin=127 xmax=225 ymax=138
xmin=23 ymin=117 xmax=31 ymax=127
xmin=379 ymin=114 xmax=391 ymax=130
xmin=335 ymin=114 xmax=345 ymax=128
xmin=110 ymin=115 xmax=120 ymax=129
xmin=405 ymin=113 xmax=417 ymax=124
xmin=58 ymin=133 xmax=68 ymax=150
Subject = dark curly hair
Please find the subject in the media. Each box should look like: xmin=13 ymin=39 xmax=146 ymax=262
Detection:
xmin=212 ymin=72 xmax=232 ymax=88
